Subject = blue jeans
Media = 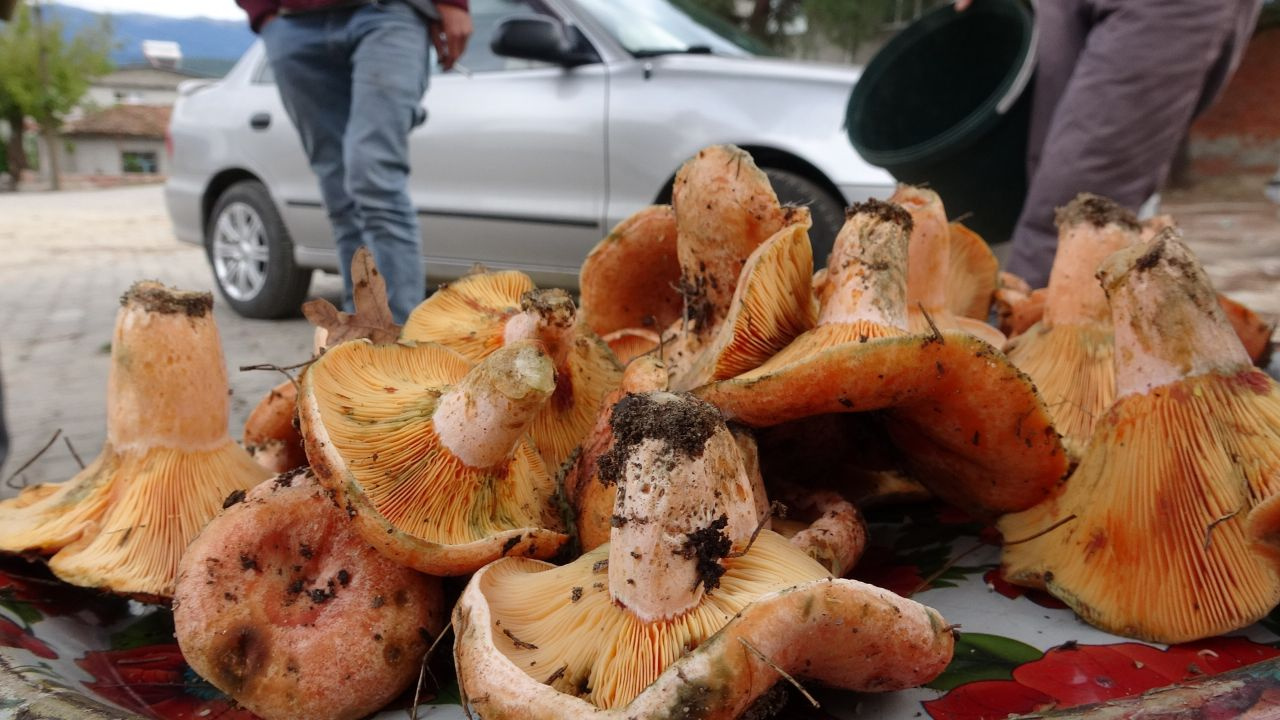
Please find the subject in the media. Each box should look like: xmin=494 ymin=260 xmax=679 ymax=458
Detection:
xmin=262 ymin=0 xmax=429 ymax=323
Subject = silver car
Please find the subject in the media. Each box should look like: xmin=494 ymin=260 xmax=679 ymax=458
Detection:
xmin=165 ymin=0 xmax=894 ymax=318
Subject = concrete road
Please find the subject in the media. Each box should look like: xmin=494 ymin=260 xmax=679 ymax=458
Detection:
xmin=0 ymin=183 xmax=1275 ymax=497
xmin=0 ymin=184 xmax=341 ymax=494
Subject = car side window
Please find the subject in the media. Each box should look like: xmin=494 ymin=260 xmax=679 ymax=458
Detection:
xmin=443 ymin=0 xmax=561 ymax=73
xmin=253 ymin=56 xmax=275 ymax=85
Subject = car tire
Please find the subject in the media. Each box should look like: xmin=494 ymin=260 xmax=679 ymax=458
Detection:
xmin=763 ymin=168 xmax=845 ymax=269
xmin=205 ymin=180 xmax=312 ymax=319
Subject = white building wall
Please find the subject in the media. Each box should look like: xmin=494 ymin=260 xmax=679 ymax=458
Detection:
xmin=57 ymin=137 xmax=169 ymax=177
xmin=82 ymin=86 xmax=180 ymax=108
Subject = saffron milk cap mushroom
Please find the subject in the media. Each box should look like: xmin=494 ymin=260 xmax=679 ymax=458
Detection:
xmin=698 ymin=201 xmax=1066 ymax=517
xmin=174 ymin=468 xmax=446 ymax=720
xmin=578 ymin=205 xmax=683 ymax=339
xmin=0 ymin=282 xmax=270 ymax=600
xmin=453 ymin=392 xmax=955 ymax=718
xmin=299 ymin=339 xmax=568 ymax=575
xmin=1003 ymin=193 xmax=1143 ymax=460
xmin=998 ymin=231 xmax=1280 ymax=643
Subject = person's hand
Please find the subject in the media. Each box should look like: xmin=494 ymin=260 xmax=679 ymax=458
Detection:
xmin=954 ymin=0 xmax=972 ymax=10
xmin=260 ymin=12 xmax=277 ymax=30
xmin=431 ymin=4 xmax=472 ymax=71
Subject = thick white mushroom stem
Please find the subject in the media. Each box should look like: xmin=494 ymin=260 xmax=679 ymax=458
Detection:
xmin=504 ymin=288 xmax=578 ymax=365
xmin=818 ymin=199 xmax=912 ymax=331
xmin=434 ymin=340 xmax=556 ymax=468
xmin=604 ymin=392 xmax=758 ymax=623
xmin=1099 ymin=230 xmax=1253 ymax=398
xmin=109 ymin=281 xmax=230 ymax=452
xmin=1042 ymin=194 xmax=1141 ymax=327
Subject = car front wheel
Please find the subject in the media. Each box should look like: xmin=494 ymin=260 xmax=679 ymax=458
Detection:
xmin=763 ymin=168 xmax=845 ymax=270
xmin=206 ymin=180 xmax=311 ymax=319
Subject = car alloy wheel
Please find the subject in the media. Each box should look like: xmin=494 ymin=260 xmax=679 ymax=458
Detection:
xmin=211 ymin=200 xmax=270 ymax=302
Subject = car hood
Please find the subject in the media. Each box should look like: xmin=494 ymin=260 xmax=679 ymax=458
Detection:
xmin=642 ymin=53 xmax=862 ymax=87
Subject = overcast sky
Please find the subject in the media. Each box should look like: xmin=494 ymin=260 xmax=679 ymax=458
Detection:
xmin=50 ymin=0 xmax=246 ymax=21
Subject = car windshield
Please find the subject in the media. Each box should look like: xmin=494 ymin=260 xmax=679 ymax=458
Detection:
xmin=570 ymin=0 xmax=772 ymax=58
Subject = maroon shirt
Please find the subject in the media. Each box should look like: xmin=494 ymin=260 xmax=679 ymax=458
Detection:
xmin=237 ymin=0 xmax=468 ymax=33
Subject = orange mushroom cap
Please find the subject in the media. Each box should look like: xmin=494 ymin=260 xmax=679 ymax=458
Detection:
xmin=999 ymin=232 xmax=1280 ymax=643
xmin=578 ymin=205 xmax=683 ymax=338
xmin=1002 ymin=193 xmax=1143 ymax=460
xmin=243 ymin=379 xmax=307 ymax=475
xmin=0 ymin=282 xmax=270 ymax=600
xmin=697 ymin=201 xmax=1066 ymax=518
xmin=404 ymin=273 xmax=623 ymax=473
xmin=892 ymin=185 xmax=1006 ymax=348
xmin=667 ymin=219 xmax=818 ymax=391
xmin=453 ymin=392 xmax=954 ymax=718
xmin=946 ymin=221 xmax=999 ymax=321
xmin=299 ymin=339 xmax=568 ymax=575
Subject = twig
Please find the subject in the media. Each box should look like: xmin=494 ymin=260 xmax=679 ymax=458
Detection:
xmin=910 ymin=542 xmax=985 ymax=596
xmin=410 ymin=620 xmax=453 ymax=720
xmin=950 ymin=211 xmax=975 ymax=224
xmin=63 ymin=435 xmax=85 ymax=470
xmin=1204 ymin=509 xmax=1243 ymax=551
xmin=1003 ymin=514 xmax=1078 ymax=546
xmin=238 ymin=358 xmax=315 ymax=389
xmin=917 ymin=303 xmax=945 ymax=344
xmin=5 ymin=429 xmax=62 ymax=489
xmin=726 ymin=501 xmax=787 ymax=559
xmin=738 ymin=637 xmax=820 ymax=709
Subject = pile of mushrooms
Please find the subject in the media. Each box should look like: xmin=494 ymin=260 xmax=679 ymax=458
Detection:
xmin=10 ymin=145 xmax=1280 ymax=719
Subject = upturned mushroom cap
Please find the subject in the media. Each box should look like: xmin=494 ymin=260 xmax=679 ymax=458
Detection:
xmin=892 ymin=185 xmax=1006 ymax=348
xmin=697 ymin=201 xmax=1066 ymax=517
xmin=174 ymin=468 xmax=446 ymax=720
xmin=0 ymin=282 xmax=270 ymax=599
xmin=299 ymin=339 xmax=568 ymax=575
xmin=453 ymin=392 xmax=955 ymax=718
xmin=667 ymin=220 xmax=818 ymax=391
xmin=1217 ymin=293 xmax=1276 ymax=367
xmin=1003 ymin=193 xmax=1142 ymax=459
xmin=405 ymin=276 xmax=623 ymax=473
xmin=579 ymin=205 xmax=683 ymax=338
xmin=671 ymin=145 xmax=796 ymax=341
xmin=401 ymin=268 xmax=536 ymax=360
xmin=243 ymin=379 xmax=307 ymax=474
xmin=769 ymin=488 xmax=868 ymax=577
xmin=946 ymin=221 xmax=999 ymax=320
xmin=998 ymin=233 xmax=1280 ymax=643
xmin=601 ymin=328 xmax=660 ymax=365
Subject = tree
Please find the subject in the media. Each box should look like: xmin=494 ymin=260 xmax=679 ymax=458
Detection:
xmin=0 ymin=2 xmax=111 ymax=190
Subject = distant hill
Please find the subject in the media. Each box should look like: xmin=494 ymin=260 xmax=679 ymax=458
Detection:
xmin=46 ymin=4 xmax=255 ymax=76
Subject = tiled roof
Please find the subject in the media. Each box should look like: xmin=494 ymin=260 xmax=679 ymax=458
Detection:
xmin=63 ymin=104 xmax=172 ymax=139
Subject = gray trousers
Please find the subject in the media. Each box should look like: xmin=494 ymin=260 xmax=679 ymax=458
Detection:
xmin=1005 ymin=0 xmax=1261 ymax=287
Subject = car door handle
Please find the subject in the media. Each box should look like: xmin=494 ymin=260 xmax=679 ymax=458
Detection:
xmin=249 ymin=113 xmax=271 ymax=131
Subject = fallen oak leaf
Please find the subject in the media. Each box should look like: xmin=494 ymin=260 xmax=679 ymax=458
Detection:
xmin=303 ymin=247 xmax=402 ymax=345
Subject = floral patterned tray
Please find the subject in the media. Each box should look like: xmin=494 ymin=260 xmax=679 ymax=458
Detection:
xmin=4 ymin=503 xmax=1280 ymax=720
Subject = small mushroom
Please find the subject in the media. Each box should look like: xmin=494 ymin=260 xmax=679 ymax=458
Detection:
xmin=1003 ymin=193 xmax=1143 ymax=459
xmin=892 ymin=185 xmax=1006 ymax=348
xmin=578 ymin=205 xmax=683 ymax=338
xmin=601 ymin=328 xmax=661 ymax=365
xmin=403 ymin=274 xmax=623 ymax=472
xmin=999 ymin=232 xmax=1280 ymax=643
xmin=174 ymin=468 xmax=446 ymax=720
xmin=243 ymin=379 xmax=307 ymax=474
xmin=697 ymin=200 xmax=1067 ymax=518
xmin=0 ymin=282 xmax=271 ymax=600
xmin=453 ymin=392 xmax=955 ymax=718
xmin=298 ymin=339 xmax=568 ymax=575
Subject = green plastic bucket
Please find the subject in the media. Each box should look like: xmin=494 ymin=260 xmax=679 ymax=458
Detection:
xmin=847 ymin=0 xmax=1037 ymax=243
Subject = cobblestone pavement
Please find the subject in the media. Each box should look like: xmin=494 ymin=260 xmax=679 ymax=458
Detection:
xmin=0 ymin=183 xmax=1276 ymax=497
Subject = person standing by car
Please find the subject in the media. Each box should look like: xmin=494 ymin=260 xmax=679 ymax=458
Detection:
xmin=958 ymin=0 xmax=1261 ymax=287
xmin=234 ymin=0 xmax=472 ymax=322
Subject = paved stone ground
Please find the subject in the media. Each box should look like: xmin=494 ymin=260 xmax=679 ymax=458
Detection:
xmin=0 ymin=183 xmax=1275 ymax=497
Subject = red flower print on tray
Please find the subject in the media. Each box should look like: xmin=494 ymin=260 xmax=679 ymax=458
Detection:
xmin=78 ymin=643 xmax=258 ymax=720
xmin=0 ymin=615 xmax=57 ymax=659
xmin=925 ymin=636 xmax=1280 ymax=719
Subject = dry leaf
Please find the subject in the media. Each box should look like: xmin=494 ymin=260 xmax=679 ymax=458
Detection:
xmin=303 ymin=247 xmax=403 ymax=346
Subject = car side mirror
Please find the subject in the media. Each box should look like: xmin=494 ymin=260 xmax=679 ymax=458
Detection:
xmin=491 ymin=16 xmax=599 ymax=67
